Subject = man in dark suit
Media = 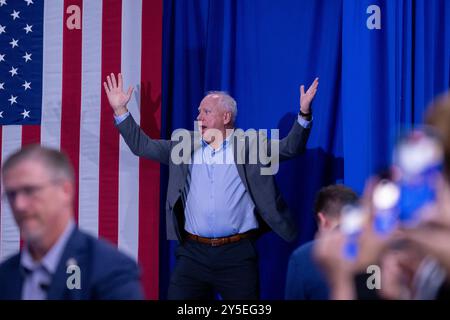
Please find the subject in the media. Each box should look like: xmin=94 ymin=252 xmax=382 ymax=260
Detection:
xmin=0 ymin=145 xmax=144 ymax=300
xmin=285 ymin=184 xmax=358 ymax=300
xmin=103 ymin=73 xmax=319 ymax=299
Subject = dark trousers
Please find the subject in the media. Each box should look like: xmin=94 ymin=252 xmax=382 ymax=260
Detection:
xmin=168 ymin=239 xmax=260 ymax=300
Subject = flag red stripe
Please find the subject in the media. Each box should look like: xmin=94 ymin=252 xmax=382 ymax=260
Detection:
xmin=21 ymin=125 xmax=41 ymax=147
xmin=139 ymin=0 xmax=163 ymax=299
xmin=98 ymin=0 xmax=122 ymax=244
xmin=61 ymin=0 xmax=83 ymax=223
xmin=20 ymin=124 xmax=41 ymax=247
xmin=0 ymin=128 xmax=2 ymax=255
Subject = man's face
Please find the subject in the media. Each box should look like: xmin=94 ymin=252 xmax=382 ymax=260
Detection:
xmin=196 ymin=94 xmax=228 ymax=142
xmin=2 ymin=160 xmax=71 ymax=245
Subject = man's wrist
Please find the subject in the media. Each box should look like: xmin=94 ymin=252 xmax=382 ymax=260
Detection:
xmin=114 ymin=110 xmax=130 ymax=125
xmin=114 ymin=107 xmax=128 ymax=117
xmin=299 ymin=108 xmax=312 ymax=121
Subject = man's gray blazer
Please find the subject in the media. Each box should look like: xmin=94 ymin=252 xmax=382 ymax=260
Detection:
xmin=117 ymin=115 xmax=310 ymax=242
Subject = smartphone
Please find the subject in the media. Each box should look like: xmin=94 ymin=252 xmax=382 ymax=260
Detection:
xmin=372 ymin=179 xmax=400 ymax=235
xmin=340 ymin=204 xmax=365 ymax=260
xmin=394 ymin=128 xmax=443 ymax=227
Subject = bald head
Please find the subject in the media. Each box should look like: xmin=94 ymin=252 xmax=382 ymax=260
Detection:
xmin=204 ymin=91 xmax=238 ymax=125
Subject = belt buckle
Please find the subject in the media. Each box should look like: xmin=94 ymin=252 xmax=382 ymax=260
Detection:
xmin=210 ymin=238 xmax=223 ymax=247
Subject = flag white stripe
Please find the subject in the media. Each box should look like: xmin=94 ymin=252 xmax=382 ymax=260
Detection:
xmin=0 ymin=126 xmax=22 ymax=261
xmin=78 ymin=0 xmax=102 ymax=237
xmin=118 ymin=0 xmax=142 ymax=260
xmin=40 ymin=0 xmax=63 ymax=149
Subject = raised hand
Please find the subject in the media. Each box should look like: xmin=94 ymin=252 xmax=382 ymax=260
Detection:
xmin=103 ymin=73 xmax=133 ymax=116
xmin=300 ymin=77 xmax=319 ymax=114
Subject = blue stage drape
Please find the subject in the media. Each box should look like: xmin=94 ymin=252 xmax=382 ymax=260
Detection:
xmin=160 ymin=0 xmax=450 ymax=299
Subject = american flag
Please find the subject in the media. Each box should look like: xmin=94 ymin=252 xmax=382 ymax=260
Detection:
xmin=0 ymin=0 xmax=162 ymax=299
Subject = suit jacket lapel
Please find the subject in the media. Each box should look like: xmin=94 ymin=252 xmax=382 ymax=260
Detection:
xmin=181 ymin=131 xmax=202 ymax=178
xmin=7 ymin=255 xmax=23 ymax=299
xmin=46 ymin=228 xmax=86 ymax=300
xmin=233 ymin=130 xmax=251 ymax=192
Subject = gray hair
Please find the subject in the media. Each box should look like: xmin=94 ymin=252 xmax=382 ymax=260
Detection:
xmin=205 ymin=91 xmax=238 ymax=124
xmin=2 ymin=144 xmax=75 ymax=182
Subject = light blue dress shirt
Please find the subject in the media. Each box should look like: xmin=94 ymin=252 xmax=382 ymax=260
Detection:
xmin=182 ymin=135 xmax=259 ymax=237
xmin=115 ymin=112 xmax=311 ymax=237
xmin=20 ymin=220 xmax=75 ymax=300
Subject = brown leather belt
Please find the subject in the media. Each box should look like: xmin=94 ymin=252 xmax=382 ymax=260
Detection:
xmin=185 ymin=230 xmax=256 ymax=247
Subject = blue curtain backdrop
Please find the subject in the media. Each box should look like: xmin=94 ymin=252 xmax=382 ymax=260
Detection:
xmin=160 ymin=0 xmax=450 ymax=299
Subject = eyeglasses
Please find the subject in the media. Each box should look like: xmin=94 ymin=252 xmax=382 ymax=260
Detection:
xmin=2 ymin=180 xmax=60 ymax=202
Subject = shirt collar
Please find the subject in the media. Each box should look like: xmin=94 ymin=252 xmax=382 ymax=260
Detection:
xmin=21 ymin=219 xmax=75 ymax=275
xmin=201 ymin=129 xmax=235 ymax=152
